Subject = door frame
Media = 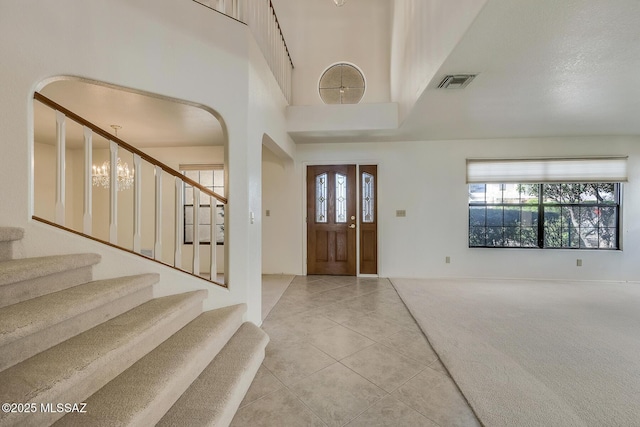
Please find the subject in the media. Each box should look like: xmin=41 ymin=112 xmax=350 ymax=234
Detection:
xmin=301 ymin=161 xmax=380 ymax=277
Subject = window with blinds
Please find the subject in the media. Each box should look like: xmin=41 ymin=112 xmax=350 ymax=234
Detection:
xmin=466 ymin=158 xmax=626 ymax=250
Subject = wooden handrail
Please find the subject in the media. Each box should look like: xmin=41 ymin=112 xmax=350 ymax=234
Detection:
xmin=34 ymin=92 xmax=228 ymax=205
xmin=191 ymin=0 xmax=247 ymax=25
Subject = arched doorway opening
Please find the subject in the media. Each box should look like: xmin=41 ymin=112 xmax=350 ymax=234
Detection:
xmin=33 ymin=77 xmax=228 ymax=285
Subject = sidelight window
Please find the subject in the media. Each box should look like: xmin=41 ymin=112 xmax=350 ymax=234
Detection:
xmin=362 ymin=172 xmax=375 ymax=223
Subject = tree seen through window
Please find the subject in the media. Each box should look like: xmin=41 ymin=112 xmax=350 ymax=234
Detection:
xmin=469 ymin=183 xmax=620 ymax=249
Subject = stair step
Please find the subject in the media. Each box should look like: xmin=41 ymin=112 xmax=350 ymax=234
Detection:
xmin=0 ymin=227 xmax=24 ymax=242
xmin=0 ymin=290 xmax=206 ymax=427
xmin=56 ymin=304 xmax=247 ymax=427
xmin=158 ymin=322 xmax=269 ymax=427
xmin=0 ymin=274 xmax=159 ymax=371
xmin=0 ymin=227 xmax=24 ymax=261
xmin=0 ymin=254 xmax=101 ymax=308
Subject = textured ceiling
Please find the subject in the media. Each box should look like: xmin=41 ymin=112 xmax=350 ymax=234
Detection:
xmin=399 ymin=0 xmax=640 ymax=141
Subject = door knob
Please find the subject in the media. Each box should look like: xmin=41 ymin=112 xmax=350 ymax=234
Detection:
xmin=351 ymin=215 xmax=356 ymax=220
xmin=349 ymin=224 xmax=356 ymax=229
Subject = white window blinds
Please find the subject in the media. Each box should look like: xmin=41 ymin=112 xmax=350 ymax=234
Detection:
xmin=466 ymin=157 xmax=628 ymax=183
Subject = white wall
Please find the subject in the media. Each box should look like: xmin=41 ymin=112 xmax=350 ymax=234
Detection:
xmin=390 ymin=0 xmax=487 ymax=120
xmin=276 ymin=137 xmax=640 ymax=282
xmin=272 ymin=0 xmax=391 ymax=106
xmin=287 ymin=103 xmax=398 ymax=133
xmin=0 ymin=0 xmax=291 ymax=324
xmin=262 ymin=145 xmax=300 ymax=274
xmin=246 ymin=33 xmax=297 ymax=313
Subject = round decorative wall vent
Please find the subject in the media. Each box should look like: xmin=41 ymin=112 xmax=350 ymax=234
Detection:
xmin=319 ymin=63 xmax=365 ymax=104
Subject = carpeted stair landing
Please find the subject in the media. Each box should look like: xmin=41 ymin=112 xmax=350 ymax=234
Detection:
xmin=0 ymin=227 xmax=268 ymax=427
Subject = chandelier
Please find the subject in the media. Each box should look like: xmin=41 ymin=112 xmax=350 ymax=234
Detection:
xmin=333 ymin=0 xmax=346 ymax=6
xmin=91 ymin=125 xmax=134 ymax=191
xmin=92 ymin=158 xmax=134 ymax=191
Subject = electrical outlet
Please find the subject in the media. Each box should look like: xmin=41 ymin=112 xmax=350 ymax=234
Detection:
xmin=396 ymin=210 xmax=406 ymax=217
xmin=265 ymin=209 xmax=270 ymax=217
xmin=576 ymin=259 xmax=582 ymax=267
xmin=445 ymin=256 xmax=451 ymax=264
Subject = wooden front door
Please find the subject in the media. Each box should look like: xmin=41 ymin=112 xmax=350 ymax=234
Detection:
xmin=307 ymin=165 xmax=357 ymax=275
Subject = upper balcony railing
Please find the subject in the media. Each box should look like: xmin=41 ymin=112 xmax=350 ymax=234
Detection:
xmin=194 ymin=0 xmax=294 ymax=103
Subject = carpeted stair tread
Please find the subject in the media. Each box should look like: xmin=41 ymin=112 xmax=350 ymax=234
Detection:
xmin=0 ymin=227 xmax=24 ymax=242
xmin=0 ymin=274 xmax=159 ymax=371
xmin=0 ymin=290 xmax=206 ymax=427
xmin=0 ymin=254 xmax=101 ymax=286
xmin=158 ymin=322 xmax=269 ymax=427
xmin=0 ymin=274 xmax=159 ymax=345
xmin=56 ymin=304 xmax=247 ymax=427
xmin=0 ymin=227 xmax=23 ymax=262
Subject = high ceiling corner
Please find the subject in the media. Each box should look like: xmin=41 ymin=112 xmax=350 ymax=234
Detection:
xmin=284 ymin=0 xmax=640 ymax=143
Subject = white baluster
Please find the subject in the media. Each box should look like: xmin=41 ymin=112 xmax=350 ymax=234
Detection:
xmin=193 ymin=188 xmax=200 ymax=276
xmin=267 ymin=11 xmax=272 ymax=67
xmin=258 ymin=2 xmax=263 ymax=51
xmin=210 ymin=196 xmax=217 ymax=281
xmin=174 ymin=177 xmax=183 ymax=268
xmin=280 ymin=48 xmax=284 ymax=90
xmin=55 ymin=111 xmax=66 ymax=225
xmin=258 ymin=1 xmax=264 ymax=51
xmin=238 ymin=0 xmax=245 ymax=21
xmin=277 ymin=41 xmax=281 ymax=92
xmin=287 ymin=65 xmax=292 ymax=102
xmin=268 ymin=8 xmax=273 ymax=69
xmin=133 ymin=154 xmax=142 ymax=253
xmin=154 ymin=165 xmax=162 ymax=261
xmin=272 ymin=14 xmax=277 ymax=71
xmin=109 ymin=141 xmax=118 ymax=244
xmin=83 ymin=126 xmax=92 ymax=234
xmin=240 ymin=0 xmax=292 ymax=102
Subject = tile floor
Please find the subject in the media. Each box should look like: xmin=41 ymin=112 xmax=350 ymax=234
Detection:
xmin=262 ymin=274 xmax=295 ymax=321
xmin=231 ymin=275 xmax=480 ymax=427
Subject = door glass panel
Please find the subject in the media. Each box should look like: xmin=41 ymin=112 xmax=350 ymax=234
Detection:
xmin=336 ymin=173 xmax=347 ymax=223
xmin=315 ymin=173 xmax=327 ymax=223
xmin=362 ymin=172 xmax=374 ymax=223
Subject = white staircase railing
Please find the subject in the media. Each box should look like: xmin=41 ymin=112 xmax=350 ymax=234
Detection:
xmin=33 ymin=92 xmax=226 ymax=287
xmin=193 ymin=0 xmax=293 ymax=103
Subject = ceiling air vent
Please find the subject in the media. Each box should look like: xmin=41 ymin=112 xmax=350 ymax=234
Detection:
xmin=437 ymin=74 xmax=477 ymax=89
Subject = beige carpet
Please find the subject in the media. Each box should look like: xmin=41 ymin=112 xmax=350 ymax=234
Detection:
xmin=391 ymin=277 xmax=640 ymax=427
